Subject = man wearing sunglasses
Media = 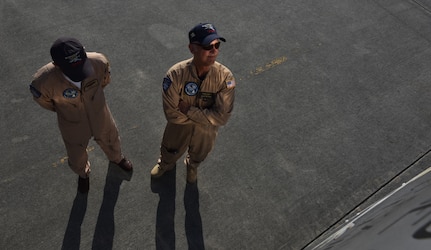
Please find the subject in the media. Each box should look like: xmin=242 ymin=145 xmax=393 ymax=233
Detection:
xmin=151 ymin=23 xmax=236 ymax=184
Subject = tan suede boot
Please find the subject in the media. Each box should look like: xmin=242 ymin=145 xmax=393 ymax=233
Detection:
xmin=151 ymin=164 xmax=166 ymax=178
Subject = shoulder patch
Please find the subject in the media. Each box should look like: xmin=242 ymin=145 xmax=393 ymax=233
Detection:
xmin=226 ymin=80 xmax=236 ymax=88
xmin=163 ymin=77 xmax=172 ymax=92
xmin=29 ymin=85 xmax=41 ymax=98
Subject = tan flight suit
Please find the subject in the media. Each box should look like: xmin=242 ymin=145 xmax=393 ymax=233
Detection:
xmin=159 ymin=58 xmax=235 ymax=171
xmin=30 ymin=52 xmax=123 ymax=177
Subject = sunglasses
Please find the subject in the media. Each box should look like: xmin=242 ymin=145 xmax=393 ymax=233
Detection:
xmin=199 ymin=42 xmax=221 ymax=50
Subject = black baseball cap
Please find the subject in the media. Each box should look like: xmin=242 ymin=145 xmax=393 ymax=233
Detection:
xmin=50 ymin=37 xmax=94 ymax=82
xmin=188 ymin=23 xmax=226 ymax=46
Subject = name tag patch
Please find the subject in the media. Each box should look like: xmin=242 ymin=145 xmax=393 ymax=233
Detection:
xmin=199 ymin=92 xmax=215 ymax=102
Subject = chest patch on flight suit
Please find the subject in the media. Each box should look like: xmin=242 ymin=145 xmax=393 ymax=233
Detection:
xmin=184 ymin=82 xmax=199 ymax=96
xmin=63 ymin=88 xmax=79 ymax=98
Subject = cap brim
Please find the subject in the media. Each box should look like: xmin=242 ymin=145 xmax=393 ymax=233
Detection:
xmin=62 ymin=59 xmax=94 ymax=82
xmin=201 ymin=34 xmax=226 ymax=46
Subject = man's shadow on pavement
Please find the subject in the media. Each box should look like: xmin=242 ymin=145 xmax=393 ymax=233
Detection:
xmin=61 ymin=162 xmax=133 ymax=250
xmin=151 ymin=168 xmax=204 ymax=250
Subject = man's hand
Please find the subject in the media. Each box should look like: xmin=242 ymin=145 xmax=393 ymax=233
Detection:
xmin=179 ymin=100 xmax=191 ymax=114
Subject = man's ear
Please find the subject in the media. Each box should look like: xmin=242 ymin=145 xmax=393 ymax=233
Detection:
xmin=188 ymin=44 xmax=195 ymax=54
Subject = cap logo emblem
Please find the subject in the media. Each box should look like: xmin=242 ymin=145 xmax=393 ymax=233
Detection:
xmin=65 ymin=51 xmax=83 ymax=64
xmin=202 ymin=23 xmax=215 ymax=32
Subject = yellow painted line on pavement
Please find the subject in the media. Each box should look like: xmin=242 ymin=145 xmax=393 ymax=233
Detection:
xmin=251 ymin=56 xmax=287 ymax=75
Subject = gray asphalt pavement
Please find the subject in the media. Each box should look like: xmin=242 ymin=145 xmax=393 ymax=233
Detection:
xmin=2 ymin=0 xmax=431 ymax=249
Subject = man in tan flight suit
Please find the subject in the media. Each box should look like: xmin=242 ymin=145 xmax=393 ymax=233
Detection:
xmin=151 ymin=23 xmax=236 ymax=183
xmin=30 ymin=37 xmax=132 ymax=193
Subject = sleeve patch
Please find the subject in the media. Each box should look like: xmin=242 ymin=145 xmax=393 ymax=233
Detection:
xmin=29 ymin=84 xmax=41 ymax=98
xmin=226 ymin=80 xmax=236 ymax=88
xmin=163 ymin=77 xmax=172 ymax=92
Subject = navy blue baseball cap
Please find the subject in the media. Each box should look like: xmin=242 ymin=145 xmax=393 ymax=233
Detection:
xmin=188 ymin=23 xmax=226 ymax=46
xmin=50 ymin=37 xmax=94 ymax=82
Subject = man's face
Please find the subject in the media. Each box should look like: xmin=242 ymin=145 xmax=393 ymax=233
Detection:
xmin=190 ymin=39 xmax=221 ymax=67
